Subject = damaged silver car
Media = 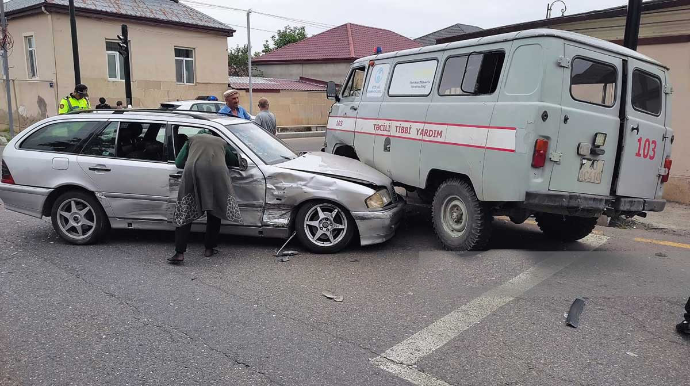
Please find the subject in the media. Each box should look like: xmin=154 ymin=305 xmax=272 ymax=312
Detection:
xmin=0 ymin=110 xmax=404 ymax=253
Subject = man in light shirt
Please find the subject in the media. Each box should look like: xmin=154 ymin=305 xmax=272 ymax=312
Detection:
xmin=218 ymin=89 xmax=251 ymax=119
xmin=253 ymin=98 xmax=277 ymax=135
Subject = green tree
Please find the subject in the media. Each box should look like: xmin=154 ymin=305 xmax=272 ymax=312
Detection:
xmin=262 ymin=25 xmax=307 ymax=53
xmin=227 ymin=45 xmax=262 ymax=77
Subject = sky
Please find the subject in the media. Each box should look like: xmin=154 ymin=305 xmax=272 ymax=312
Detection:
xmin=182 ymin=0 xmax=633 ymax=53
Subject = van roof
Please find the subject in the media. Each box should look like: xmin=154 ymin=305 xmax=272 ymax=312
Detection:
xmin=357 ymin=28 xmax=667 ymax=70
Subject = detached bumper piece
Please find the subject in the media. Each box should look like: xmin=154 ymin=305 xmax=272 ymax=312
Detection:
xmin=612 ymin=197 xmax=666 ymax=212
xmin=523 ymin=191 xmax=609 ymax=216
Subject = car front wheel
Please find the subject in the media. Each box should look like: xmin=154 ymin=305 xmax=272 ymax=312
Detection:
xmin=296 ymin=201 xmax=354 ymax=254
xmin=51 ymin=191 xmax=108 ymax=245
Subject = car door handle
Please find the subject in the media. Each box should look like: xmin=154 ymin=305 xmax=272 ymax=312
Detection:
xmin=631 ymin=124 xmax=640 ymax=135
xmin=350 ymin=106 xmax=358 ymax=111
xmin=169 ymin=172 xmax=183 ymax=179
xmin=88 ymin=165 xmax=111 ymax=172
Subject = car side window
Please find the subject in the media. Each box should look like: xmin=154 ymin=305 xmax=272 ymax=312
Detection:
xmin=81 ymin=122 xmax=118 ymax=157
xmin=83 ymin=121 xmax=165 ymax=161
xmin=20 ymin=121 xmax=102 ymax=154
xmin=341 ymin=67 xmax=366 ymax=98
xmin=169 ymin=124 xmax=240 ymax=163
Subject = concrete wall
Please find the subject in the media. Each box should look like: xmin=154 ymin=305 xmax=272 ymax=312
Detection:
xmin=0 ymin=80 xmax=57 ymax=137
xmin=235 ymin=90 xmax=332 ymax=127
xmin=254 ymin=62 xmax=352 ymax=84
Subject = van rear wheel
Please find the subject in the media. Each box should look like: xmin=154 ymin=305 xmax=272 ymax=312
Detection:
xmin=432 ymin=179 xmax=492 ymax=251
xmin=535 ymin=213 xmax=597 ymax=242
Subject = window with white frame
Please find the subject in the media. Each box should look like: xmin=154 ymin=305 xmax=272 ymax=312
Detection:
xmin=105 ymin=40 xmax=126 ymax=81
xmin=175 ymin=47 xmax=194 ymax=84
xmin=25 ymin=35 xmax=38 ymax=79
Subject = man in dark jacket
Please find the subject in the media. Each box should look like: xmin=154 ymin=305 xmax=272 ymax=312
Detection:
xmin=95 ymin=97 xmax=111 ymax=109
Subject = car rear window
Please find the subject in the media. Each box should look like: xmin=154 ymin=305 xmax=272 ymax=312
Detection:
xmin=20 ymin=121 xmax=102 ymax=154
xmin=631 ymin=69 xmax=662 ymax=116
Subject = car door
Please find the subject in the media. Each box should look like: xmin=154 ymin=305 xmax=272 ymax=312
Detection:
xmin=77 ymin=119 xmax=176 ymax=223
xmin=169 ymin=123 xmax=266 ymax=227
xmin=549 ymin=45 xmax=622 ymax=196
xmin=353 ymin=61 xmax=390 ymax=167
xmin=615 ymin=61 xmax=668 ymax=199
xmin=327 ymin=66 xmax=365 ymax=154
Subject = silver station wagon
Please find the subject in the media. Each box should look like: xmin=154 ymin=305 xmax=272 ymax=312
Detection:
xmin=0 ymin=110 xmax=404 ymax=253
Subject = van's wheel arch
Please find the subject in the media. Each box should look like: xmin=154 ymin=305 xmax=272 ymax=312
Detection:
xmin=333 ymin=145 xmax=359 ymax=160
xmin=431 ymin=178 xmax=492 ymax=251
xmin=50 ymin=190 xmax=109 ymax=245
xmin=534 ymin=213 xmax=597 ymax=242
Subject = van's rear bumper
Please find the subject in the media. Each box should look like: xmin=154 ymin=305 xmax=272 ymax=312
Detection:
xmin=523 ymin=191 xmax=665 ymax=216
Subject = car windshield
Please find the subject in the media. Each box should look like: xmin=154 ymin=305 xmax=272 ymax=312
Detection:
xmin=225 ymin=122 xmax=297 ymax=165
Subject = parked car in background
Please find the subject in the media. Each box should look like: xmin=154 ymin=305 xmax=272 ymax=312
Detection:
xmin=160 ymin=100 xmax=256 ymax=120
xmin=0 ymin=110 xmax=403 ymax=253
xmin=325 ymin=29 xmax=673 ymax=251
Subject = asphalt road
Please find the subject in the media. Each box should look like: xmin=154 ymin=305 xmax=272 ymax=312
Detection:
xmin=2 ymin=137 xmax=690 ymax=385
xmin=282 ymin=136 xmax=325 ymax=153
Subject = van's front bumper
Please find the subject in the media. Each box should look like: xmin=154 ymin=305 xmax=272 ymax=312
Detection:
xmin=0 ymin=183 xmax=51 ymax=218
xmin=351 ymin=199 xmax=405 ymax=246
xmin=524 ymin=191 xmax=666 ymax=215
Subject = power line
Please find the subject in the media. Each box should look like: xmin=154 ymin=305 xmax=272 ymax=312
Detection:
xmin=226 ymin=23 xmax=276 ymax=34
xmin=181 ymin=0 xmax=335 ymax=30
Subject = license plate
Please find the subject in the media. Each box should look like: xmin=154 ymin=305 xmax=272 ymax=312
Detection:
xmin=578 ymin=159 xmax=604 ymax=184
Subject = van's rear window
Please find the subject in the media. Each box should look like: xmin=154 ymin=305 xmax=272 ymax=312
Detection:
xmin=570 ymin=58 xmax=617 ymax=107
xmin=631 ymin=69 xmax=662 ymax=116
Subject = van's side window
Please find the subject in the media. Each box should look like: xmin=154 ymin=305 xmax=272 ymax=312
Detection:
xmin=631 ymin=69 xmax=662 ymax=116
xmin=388 ymin=60 xmax=438 ymax=97
xmin=570 ymin=58 xmax=617 ymax=107
xmin=341 ymin=67 xmax=366 ymax=98
xmin=438 ymin=51 xmax=505 ymax=96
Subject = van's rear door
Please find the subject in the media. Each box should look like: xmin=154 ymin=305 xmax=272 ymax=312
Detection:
xmin=549 ymin=45 xmax=622 ymax=196
xmin=615 ymin=60 xmax=667 ymax=199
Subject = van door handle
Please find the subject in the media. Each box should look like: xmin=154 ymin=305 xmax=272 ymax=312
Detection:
xmin=631 ymin=124 xmax=640 ymax=135
xmin=383 ymin=137 xmax=391 ymax=152
xmin=350 ymin=106 xmax=358 ymax=111
xmin=88 ymin=165 xmax=111 ymax=172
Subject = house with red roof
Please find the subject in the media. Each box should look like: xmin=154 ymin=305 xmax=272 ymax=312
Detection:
xmin=253 ymin=23 xmax=421 ymax=84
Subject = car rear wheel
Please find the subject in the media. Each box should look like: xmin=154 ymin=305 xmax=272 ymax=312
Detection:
xmin=51 ymin=191 xmax=108 ymax=245
xmin=432 ymin=179 xmax=492 ymax=251
xmin=296 ymin=201 xmax=354 ymax=254
xmin=535 ymin=213 xmax=597 ymax=242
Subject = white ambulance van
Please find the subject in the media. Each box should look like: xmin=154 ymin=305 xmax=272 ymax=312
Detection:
xmin=324 ymin=29 xmax=673 ymax=250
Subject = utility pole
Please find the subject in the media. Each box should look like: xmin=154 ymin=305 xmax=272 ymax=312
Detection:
xmin=0 ymin=0 xmax=14 ymax=138
xmin=117 ymin=25 xmax=132 ymax=107
xmin=69 ymin=0 xmax=81 ymax=84
xmin=623 ymin=0 xmax=643 ymax=51
xmin=247 ymin=9 xmax=252 ymax=115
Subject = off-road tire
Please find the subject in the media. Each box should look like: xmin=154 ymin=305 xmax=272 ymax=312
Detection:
xmin=535 ymin=213 xmax=597 ymax=242
xmin=431 ymin=179 xmax=492 ymax=251
xmin=50 ymin=190 xmax=109 ymax=245
xmin=295 ymin=201 xmax=355 ymax=254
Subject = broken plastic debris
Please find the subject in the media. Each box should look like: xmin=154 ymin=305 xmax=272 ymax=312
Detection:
xmin=322 ymin=290 xmax=335 ymax=299
xmin=566 ymin=298 xmax=585 ymax=328
xmin=334 ymin=295 xmax=344 ymax=302
xmin=626 ymin=352 xmax=638 ymax=357
xmin=279 ymin=256 xmax=290 ymax=263
xmin=655 ymin=252 xmax=668 ymax=257
xmin=275 ymin=231 xmax=297 ymax=257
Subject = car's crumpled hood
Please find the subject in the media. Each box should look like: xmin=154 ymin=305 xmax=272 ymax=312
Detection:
xmin=277 ymin=152 xmax=391 ymax=188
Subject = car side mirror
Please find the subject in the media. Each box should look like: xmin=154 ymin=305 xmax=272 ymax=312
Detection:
xmin=239 ymin=156 xmax=248 ymax=171
xmin=326 ymin=81 xmax=340 ymax=102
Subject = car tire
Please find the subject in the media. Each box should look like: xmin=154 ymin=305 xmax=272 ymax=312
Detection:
xmin=432 ymin=179 xmax=492 ymax=251
xmin=295 ymin=201 xmax=355 ymax=254
xmin=535 ymin=213 xmax=597 ymax=242
xmin=51 ymin=190 xmax=109 ymax=245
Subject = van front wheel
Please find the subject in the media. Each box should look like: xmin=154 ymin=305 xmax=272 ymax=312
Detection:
xmin=432 ymin=179 xmax=492 ymax=251
xmin=535 ymin=213 xmax=597 ymax=242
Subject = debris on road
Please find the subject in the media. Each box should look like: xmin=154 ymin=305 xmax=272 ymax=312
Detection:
xmin=322 ymin=291 xmax=344 ymax=303
xmin=655 ymin=252 xmax=668 ymax=257
xmin=275 ymin=231 xmax=298 ymax=258
xmin=566 ymin=298 xmax=586 ymax=328
xmin=626 ymin=352 xmax=638 ymax=357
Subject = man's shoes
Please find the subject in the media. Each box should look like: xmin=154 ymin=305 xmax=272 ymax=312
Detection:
xmin=204 ymin=248 xmax=219 ymax=257
xmin=167 ymin=253 xmax=184 ymax=264
xmin=676 ymin=320 xmax=690 ymax=335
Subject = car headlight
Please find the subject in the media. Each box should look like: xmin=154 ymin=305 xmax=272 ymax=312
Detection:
xmin=365 ymin=188 xmax=392 ymax=209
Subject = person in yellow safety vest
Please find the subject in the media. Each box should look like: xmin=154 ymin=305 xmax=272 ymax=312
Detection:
xmin=58 ymin=84 xmax=91 ymax=114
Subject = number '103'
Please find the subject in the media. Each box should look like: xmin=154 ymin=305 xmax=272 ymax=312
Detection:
xmin=635 ymin=137 xmax=657 ymax=160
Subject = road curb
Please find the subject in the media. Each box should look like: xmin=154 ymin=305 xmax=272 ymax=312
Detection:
xmin=277 ymin=131 xmax=325 ymax=139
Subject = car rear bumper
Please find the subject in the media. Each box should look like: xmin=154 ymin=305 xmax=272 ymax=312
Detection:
xmin=351 ymin=199 xmax=405 ymax=246
xmin=0 ymin=183 xmax=51 ymax=218
xmin=524 ymin=191 xmax=666 ymax=215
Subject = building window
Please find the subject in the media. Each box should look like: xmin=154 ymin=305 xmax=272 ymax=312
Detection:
xmin=105 ymin=40 xmax=126 ymax=81
xmin=25 ymin=35 xmax=38 ymax=79
xmin=175 ymin=47 xmax=194 ymax=84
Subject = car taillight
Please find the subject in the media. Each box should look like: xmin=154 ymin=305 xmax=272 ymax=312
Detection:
xmin=532 ymin=139 xmax=549 ymax=168
xmin=1 ymin=160 xmax=15 ymax=184
xmin=661 ymin=158 xmax=672 ymax=183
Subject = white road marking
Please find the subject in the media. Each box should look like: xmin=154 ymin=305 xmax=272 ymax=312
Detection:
xmin=372 ymin=234 xmax=609 ymax=385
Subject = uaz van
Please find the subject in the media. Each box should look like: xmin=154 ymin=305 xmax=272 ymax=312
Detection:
xmin=325 ymin=29 xmax=673 ymax=250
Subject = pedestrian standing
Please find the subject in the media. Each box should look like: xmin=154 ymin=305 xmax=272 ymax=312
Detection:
xmin=677 ymin=297 xmax=690 ymax=335
xmin=168 ymin=133 xmax=243 ymax=264
xmin=254 ymin=97 xmax=277 ymax=135
xmin=116 ymin=101 xmax=124 ymax=109
xmin=58 ymin=84 xmax=91 ymax=114
xmin=218 ymin=89 xmax=252 ymax=119
xmin=95 ymin=97 xmax=111 ymax=109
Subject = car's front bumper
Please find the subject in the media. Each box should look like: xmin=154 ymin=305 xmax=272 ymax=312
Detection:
xmin=0 ymin=183 xmax=51 ymax=218
xmin=351 ymin=199 xmax=405 ymax=246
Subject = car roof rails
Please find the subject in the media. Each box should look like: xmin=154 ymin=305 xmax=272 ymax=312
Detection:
xmin=67 ymin=109 xmax=213 ymax=121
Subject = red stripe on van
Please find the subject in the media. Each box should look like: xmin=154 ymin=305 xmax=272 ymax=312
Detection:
xmin=328 ymin=115 xmax=516 ymax=131
xmin=347 ymin=131 xmax=516 ymax=153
